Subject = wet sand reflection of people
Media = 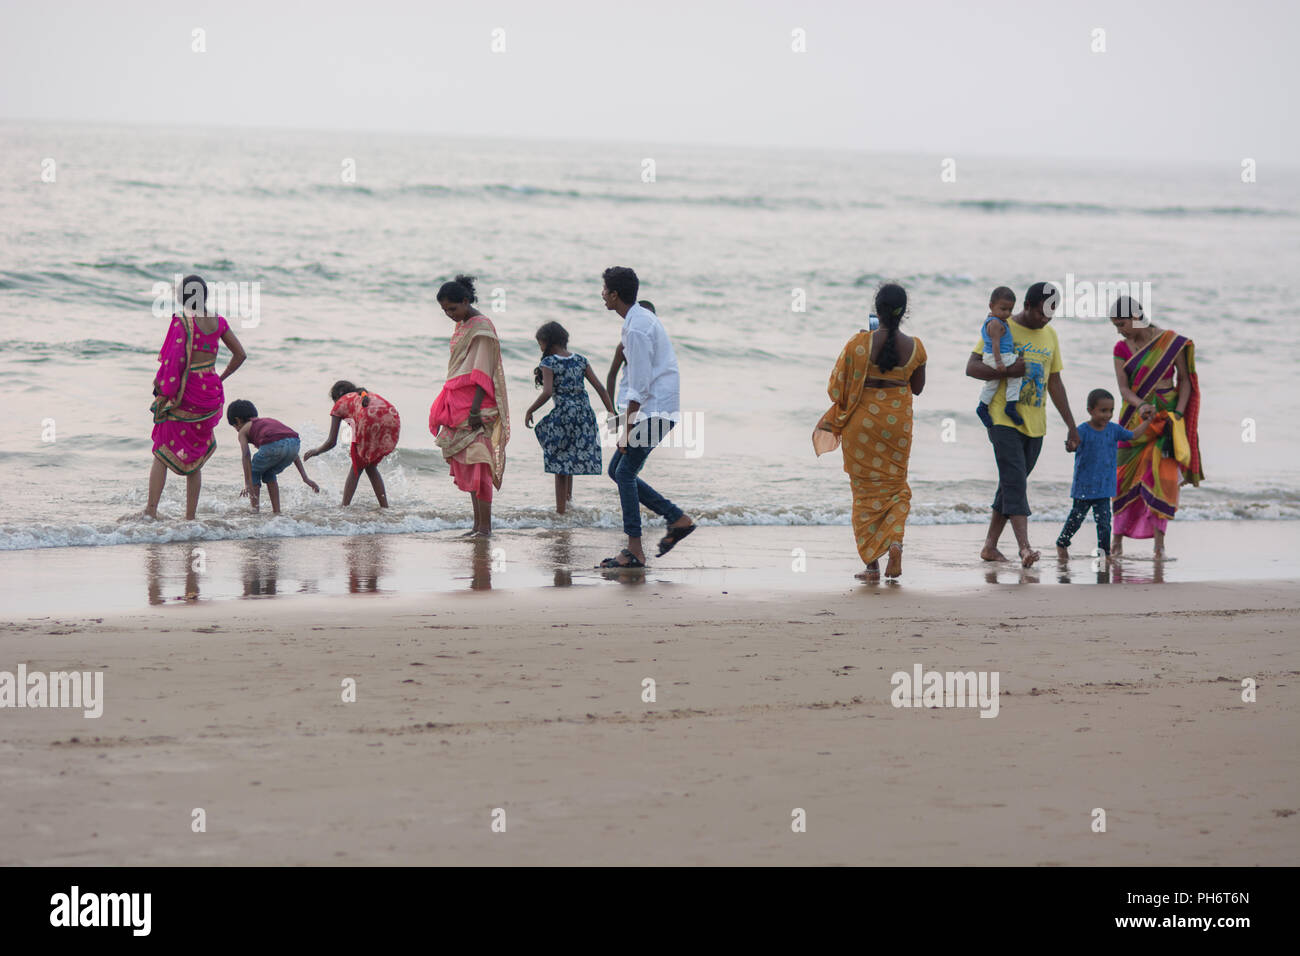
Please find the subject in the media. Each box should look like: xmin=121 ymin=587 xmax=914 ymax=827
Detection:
xmin=470 ymin=536 xmax=494 ymax=591
xmin=345 ymin=535 xmax=389 ymax=593
xmin=240 ymin=539 xmax=281 ymax=597
xmin=546 ymin=529 xmax=574 ymax=587
xmin=1111 ymin=558 xmax=1164 ymax=585
xmin=146 ymin=543 xmax=201 ymax=605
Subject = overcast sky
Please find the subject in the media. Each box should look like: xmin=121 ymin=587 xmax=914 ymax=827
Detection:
xmin=2 ymin=0 xmax=1295 ymax=162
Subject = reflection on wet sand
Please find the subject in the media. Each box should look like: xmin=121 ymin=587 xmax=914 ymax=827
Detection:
xmin=546 ymin=530 xmax=574 ymax=587
xmin=983 ymin=565 xmax=1041 ymax=585
xmin=146 ymin=543 xmax=201 ymax=605
xmin=470 ymin=536 xmax=493 ymax=591
xmin=240 ymin=539 xmax=282 ymax=597
xmin=1111 ymin=557 xmax=1166 ymax=585
xmin=345 ymin=534 xmax=389 ymax=593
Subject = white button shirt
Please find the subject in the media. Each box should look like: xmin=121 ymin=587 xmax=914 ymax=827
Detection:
xmin=618 ymin=303 xmax=681 ymax=424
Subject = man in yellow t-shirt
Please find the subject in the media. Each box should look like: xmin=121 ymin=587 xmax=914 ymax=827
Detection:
xmin=965 ymin=281 xmax=1080 ymax=567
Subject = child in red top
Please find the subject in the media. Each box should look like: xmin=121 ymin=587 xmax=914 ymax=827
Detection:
xmin=304 ymin=380 xmax=401 ymax=507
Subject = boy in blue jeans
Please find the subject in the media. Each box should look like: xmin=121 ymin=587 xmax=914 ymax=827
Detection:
xmin=227 ymin=399 xmax=319 ymax=514
xmin=1056 ymin=388 xmax=1151 ymax=563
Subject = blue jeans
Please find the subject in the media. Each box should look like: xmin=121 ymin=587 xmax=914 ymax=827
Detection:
xmin=608 ymin=417 xmax=683 ymax=538
xmin=250 ymin=437 xmax=300 ymax=485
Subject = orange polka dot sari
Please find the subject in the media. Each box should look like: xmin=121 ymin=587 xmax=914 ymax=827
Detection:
xmin=814 ymin=332 xmax=927 ymax=565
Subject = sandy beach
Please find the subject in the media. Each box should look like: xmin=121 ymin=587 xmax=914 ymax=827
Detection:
xmin=2 ymin=524 xmax=1296 ymax=866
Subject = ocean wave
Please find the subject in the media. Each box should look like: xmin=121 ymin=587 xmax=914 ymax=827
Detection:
xmin=2 ymin=498 xmax=1296 ymax=551
xmin=935 ymin=198 xmax=1294 ymax=218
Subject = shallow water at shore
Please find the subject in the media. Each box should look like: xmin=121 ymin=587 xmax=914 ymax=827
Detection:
xmin=2 ymin=520 xmax=1295 ymax=618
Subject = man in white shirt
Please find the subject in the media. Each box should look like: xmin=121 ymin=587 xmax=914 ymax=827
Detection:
xmin=598 ymin=266 xmax=696 ymax=569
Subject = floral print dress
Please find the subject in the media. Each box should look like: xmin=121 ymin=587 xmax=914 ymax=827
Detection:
xmin=534 ymin=353 xmax=602 ymax=475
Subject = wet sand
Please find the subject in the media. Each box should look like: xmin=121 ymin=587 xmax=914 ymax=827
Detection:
xmin=1 ymin=524 xmax=1296 ymax=865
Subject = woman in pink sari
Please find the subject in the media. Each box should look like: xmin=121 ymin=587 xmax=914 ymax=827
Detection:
xmin=428 ymin=275 xmax=510 ymax=536
xmin=144 ymin=275 xmax=246 ymax=519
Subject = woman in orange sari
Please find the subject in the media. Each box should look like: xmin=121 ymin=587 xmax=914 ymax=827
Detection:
xmin=1109 ymin=296 xmax=1203 ymax=558
xmin=814 ymin=284 xmax=927 ymax=580
xmin=429 ymin=275 xmax=510 ymax=536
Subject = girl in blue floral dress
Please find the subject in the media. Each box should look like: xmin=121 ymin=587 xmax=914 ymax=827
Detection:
xmin=524 ymin=321 xmax=618 ymax=513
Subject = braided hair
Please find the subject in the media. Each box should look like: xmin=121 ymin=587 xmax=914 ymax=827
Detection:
xmin=874 ymin=283 xmax=907 ymax=372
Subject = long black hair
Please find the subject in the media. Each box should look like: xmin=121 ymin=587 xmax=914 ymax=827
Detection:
xmin=331 ymin=379 xmax=370 ymax=408
xmin=437 ymin=274 xmax=478 ymax=305
xmin=874 ymin=283 xmax=907 ymax=372
xmin=534 ymin=322 xmax=570 ymax=387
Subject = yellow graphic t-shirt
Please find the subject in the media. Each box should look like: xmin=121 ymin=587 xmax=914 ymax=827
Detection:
xmin=972 ymin=321 xmax=1063 ymax=437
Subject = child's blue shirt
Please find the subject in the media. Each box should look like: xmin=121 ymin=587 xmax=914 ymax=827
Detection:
xmin=980 ymin=315 xmax=1015 ymax=355
xmin=1071 ymin=421 xmax=1135 ymax=499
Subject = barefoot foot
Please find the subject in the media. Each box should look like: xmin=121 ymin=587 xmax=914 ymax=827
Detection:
xmin=1056 ymin=546 xmax=1069 ymax=562
xmin=855 ymin=561 xmax=881 ymax=582
xmin=885 ymin=545 xmax=902 ymax=578
xmin=980 ymin=547 xmax=1008 ymax=562
xmin=1020 ymin=546 xmax=1040 ymax=568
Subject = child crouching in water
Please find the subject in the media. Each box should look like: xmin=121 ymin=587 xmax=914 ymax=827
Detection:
xmin=1056 ymin=388 xmax=1152 ymax=563
xmin=303 ymin=381 xmax=401 ymax=507
xmin=976 ymin=286 xmax=1023 ymax=428
xmin=227 ymin=399 xmax=319 ymax=513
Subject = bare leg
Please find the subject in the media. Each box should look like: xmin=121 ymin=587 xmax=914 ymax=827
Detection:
xmin=1010 ymin=514 xmax=1038 ymax=566
xmin=626 ymin=534 xmax=645 ymax=563
xmin=342 ymin=468 xmax=360 ymax=506
xmin=1112 ymin=532 xmax=1124 ymax=556
xmin=981 ymin=510 xmax=1010 ymax=561
xmin=249 ymin=483 xmax=260 ymax=512
xmin=145 ymin=458 xmax=168 ymax=517
xmin=565 ymin=475 xmax=573 ymax=502
xmin=265 ymin=479 xmax=281 ymax=515
xmin=1153 ymin=528 xmax=1166 ymax=559
xmin=364 ymin=465 xmax=388 ymax=508
xmin=477 ymin=495 xmax=492 ymax=535
xmin=185 ymin=470 xmax=202 ymax=520
xmin=885 ymin=542 xmax=903 ymax=578
xmin=555 ymin=474 xmax=567 ymax=514
xmin=1056 ymin=545 xmax=1069 ymax=562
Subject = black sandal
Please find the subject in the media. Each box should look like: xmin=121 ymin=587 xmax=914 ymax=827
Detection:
xmin=656 ymin=522 xmax=696 ymax=557
xmin=598 ymin=549 xmax=646 ymax=569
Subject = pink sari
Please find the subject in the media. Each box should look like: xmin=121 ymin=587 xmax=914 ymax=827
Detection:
xmin=428 ymin=315 xmax=510 ymax=501
xmin=150 ymin=314 xmax=226 ymax=475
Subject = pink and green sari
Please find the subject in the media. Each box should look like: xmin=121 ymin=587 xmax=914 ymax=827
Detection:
xmin=1113 ymin=329 xmax=1204 ymax=538
xmin=150 ymin=314 xmax=227 ymax=475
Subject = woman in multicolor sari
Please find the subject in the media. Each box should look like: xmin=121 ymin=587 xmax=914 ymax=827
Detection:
xmin=1109 ymin=296 xmax=1203 ymax=558
xmin=814 ymin=284 xmax=927 ymax=580
xmin=144 ymin=274 xmax=246 ymax=519
xmin=428 ymin=275 xmax=510 ymax=536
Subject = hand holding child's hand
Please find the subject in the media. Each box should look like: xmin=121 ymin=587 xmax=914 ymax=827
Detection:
xmin=1139 ymin=404 xmax=1155 ymax=420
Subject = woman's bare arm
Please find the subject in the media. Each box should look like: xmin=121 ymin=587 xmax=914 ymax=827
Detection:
xmin=1173 ymin=349 xmax=1191 ymax=415
xmin=220 ymin=327 xmax=246 ymax=381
